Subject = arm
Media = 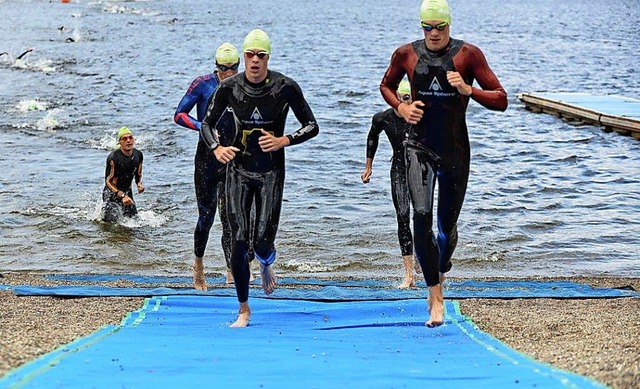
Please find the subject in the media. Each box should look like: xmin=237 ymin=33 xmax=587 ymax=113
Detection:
xmin=260 ymin=79 xmax=319 ymax=152
xmin=202 ymin=86 xmax=240 ymax=163
xmin=453 ymin=45 xmax=508 ymax=111
xmin=173 ymin=77 xmax=203 ymax=131
xmin=135 ymin=152 xmax=144 ymax=194
xmin=380 ymin=45 xmax=424 ymax=124
xmin=361 ymin=115 xmax=383 ymax=183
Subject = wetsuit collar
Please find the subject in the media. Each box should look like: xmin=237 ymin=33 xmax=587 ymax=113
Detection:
xmin=426 ymin=39 xmax=452 ymax=56
xmin=244 ymin=70 xmax=269 ymax=88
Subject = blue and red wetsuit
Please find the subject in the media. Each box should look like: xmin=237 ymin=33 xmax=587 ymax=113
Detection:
xmin=174 ymin=72 xmax=235 ymax=267
xmin=381 ymin=38 xmax=507 ymax=286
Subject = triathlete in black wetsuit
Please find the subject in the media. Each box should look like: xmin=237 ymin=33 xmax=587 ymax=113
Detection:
xmin=381 ymin=0 xmax=507 ymax=326
xmin=202 ymin=29 xmax=319 ymax=327
xmin=361 ymin=80 xmax=421 ymax=289
xmin=102 ymin=127 xmax=144 ymax=223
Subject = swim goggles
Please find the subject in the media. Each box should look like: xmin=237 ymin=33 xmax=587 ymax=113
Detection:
xmin=421 ymin=21 xmax=448 ymax=32
xmin=216 ymin=62 xmax=240 ymax=72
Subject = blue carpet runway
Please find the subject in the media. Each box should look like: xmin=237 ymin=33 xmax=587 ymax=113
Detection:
xmin=1 ymin=278 xmax=629 ymax=388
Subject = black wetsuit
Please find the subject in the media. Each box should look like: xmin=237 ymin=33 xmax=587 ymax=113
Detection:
xmin=366 ymin=108 xmax=413 ymax=256
xmin=102 ymin=148 xmax=143 ymax=223
xmin=202 ymin=70 xmax=319 ymax=303
xmin=381 ymin=38 xmax=508 ymax=286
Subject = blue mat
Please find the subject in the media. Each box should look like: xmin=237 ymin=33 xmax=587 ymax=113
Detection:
xmin=3 ymin=277 xmax=638 ymax=299
xmin=0 ymin=296 xmax=605 ymax=388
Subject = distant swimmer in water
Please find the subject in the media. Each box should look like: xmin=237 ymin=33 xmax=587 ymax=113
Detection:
xmin=101 ymin=127 xmax=145 ymax=223
xmin=361 ymin=80 xmax=421 ymax=289
xmin=16 ymin=48 xmax=33 ymax=60
xmin=1 ymin=48 xmax=32 ymax=61
xmin=174 ymin=42 xmax=254 ymax=290
xmin=380 ymin=0 xmax=507 ymax=327
xmin=202 ymin=29 xmax=319 ymax=327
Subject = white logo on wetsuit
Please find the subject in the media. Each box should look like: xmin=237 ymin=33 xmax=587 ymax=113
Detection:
xmin=251 ymin=107 xmax=263 ymax=121
xmin=429 ymin=77 xmax=443 ymax=91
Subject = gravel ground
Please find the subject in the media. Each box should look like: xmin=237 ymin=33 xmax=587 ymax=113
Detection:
xmin=0 ymin=273 xmax=638 ymax=388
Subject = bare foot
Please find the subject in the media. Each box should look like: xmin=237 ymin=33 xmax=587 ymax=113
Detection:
xmin=398 ymin=255 xmax=416 ymax=289
xmin=193 ymin=258 xmax=207 ymax=291
xmin=260 ymin=263 xmax=277 ymax=295
xmin=427 ymin=273 xmax=446 ymax=313
xmin=230 ymin=302 xmax=251 ymax=328
xmin=226 ymin=270 xmax=234 ymax=285
xmin=414 ymin=258 xmax=422 ymax=274
xmin=425 ymin=284 xmax=444 ymax=327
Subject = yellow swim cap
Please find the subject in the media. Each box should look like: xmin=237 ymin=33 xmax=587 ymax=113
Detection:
xmin=242 ymin=29 xmax=271 ymax=54
xmin=398 ymin=80 xmax=411 ymax=95
xmin=215 ymin=43 xmax=239 ymax=64
xmin=420 ymin=0 xmax=451 ymax=24
xmin=117 ymin=126 xmax=133 ymax=141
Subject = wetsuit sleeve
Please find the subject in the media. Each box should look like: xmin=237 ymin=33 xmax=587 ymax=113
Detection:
xmin=174 ymin=77 xmax=203 ymax=131
xmin=201 ymin=85 xmax=231 ymax=150
xmin=285 ymin=80 xmax=319 ymax=146
xmin=380 ymin=45 xmax=412 ymax=110
xmin=105 ymin=155 xmax=119 ymax=194
xmin=135 ymin=151 xmax=143 ymax=184
xmin=365 ymin=113 xmax=384 ymax=160
xmin=465 ymin=46 xmax=508 ymax=111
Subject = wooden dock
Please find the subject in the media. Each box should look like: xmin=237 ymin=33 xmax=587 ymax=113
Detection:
xmin=518 ymin=92 xmax=640 ymax=139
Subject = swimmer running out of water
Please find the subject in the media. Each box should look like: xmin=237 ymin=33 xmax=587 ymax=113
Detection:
xmin=380 ymin=0 xmax=507 ymax=327
xmin=361 ymin=80 xmax=422 ymax=289
xmin=102 ymin=127 xmax=145 ymax=223
xmin=201 ymin=29 xmax=319 ymax=327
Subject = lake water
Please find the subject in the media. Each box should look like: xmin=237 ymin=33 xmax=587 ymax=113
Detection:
xmin=1 ymin=0 xmax=639 ymax=280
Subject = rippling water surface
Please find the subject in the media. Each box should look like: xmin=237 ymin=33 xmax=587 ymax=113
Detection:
xmin=1 ymin=0 xmax=639 ymax=279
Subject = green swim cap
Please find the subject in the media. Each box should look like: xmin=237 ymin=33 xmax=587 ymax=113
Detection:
xmin=398 ymin=80 xmax=411 ymax=95
xmin=242 ymin=29 xmax=271 ymax=54
xmin=117 ymin=126 xmax=133 ymax=141
xmin=215 ymin=43 xmax=239 ymax=64
xmin=420 ymin=0 xmax=451 ymax=24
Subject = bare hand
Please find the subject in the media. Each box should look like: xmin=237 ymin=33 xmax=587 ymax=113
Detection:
xmin=361 ymin=167 xmax=372 ymax=183
xmin=214 ymin=145 xmax=240 ymax=164
xmin=259 ymin=129 xmax=289 ymax=152
xmin=446 ymin=71 xmax=472 ymax=96
xmin=398 ymin=101 xmax=425 ymax=124
xmin=137 ymin=182 xmax=145 ymax=194
xmin=122 ymin=195 xmax=134 ymax=206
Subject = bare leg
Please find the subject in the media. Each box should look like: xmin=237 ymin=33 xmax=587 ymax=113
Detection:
xmin=426 ymin=273 xmax=446 ymax=327
xmin=260 ymin=263 xmax=277 ymax=295
xmin=398 ymin=255 xmax=416 ymax=289
xmin=414 ymin=257 xmax=422 ymax=274
xmin=193 ymin=257 xmax=207 ymax=291
xmin=427 ymin=272 xmax=446 ymax=313
xmin=226 ymin=269 xmax=234 ymax=284
xmin=230 ymin=302 xmax=251 ymax=328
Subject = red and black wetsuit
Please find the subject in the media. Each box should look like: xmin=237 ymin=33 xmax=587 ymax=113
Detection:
xmin=381 ymin=38 xmax=507 ymax=286
xmin=102 ymin=148 xmax=143 ymax=223
xmin=201 ymin=70 xmax=319 ymax=303
xmin=366 ymin=108 xmax=413 ymax=257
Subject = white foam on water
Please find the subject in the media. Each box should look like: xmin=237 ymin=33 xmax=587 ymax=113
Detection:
xmin=36 ymin=108 xmax=64 ymax=132
xmin=16 ymin=99 xmax=48 ymax=112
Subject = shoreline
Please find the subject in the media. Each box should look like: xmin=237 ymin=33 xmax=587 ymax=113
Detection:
xmin=1 ymin=272 xmax=638 ymax=388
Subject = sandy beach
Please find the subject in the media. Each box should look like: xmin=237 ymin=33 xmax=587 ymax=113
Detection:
xmin=0 ymin=272 xmax=638 ymax=389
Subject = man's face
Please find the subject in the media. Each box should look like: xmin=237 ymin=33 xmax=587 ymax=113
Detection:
xmin=216 ymin=62 xmax=240 ymax=81
xmin=421 ymin=20 xmax=450 ymax=51
xmin=119 ymin=134 xmax=135 ymax=152
xmin=243 ymin=49 xmax=269 ymax=82
xmin=397 ymin=92 xmax=412 ymax=105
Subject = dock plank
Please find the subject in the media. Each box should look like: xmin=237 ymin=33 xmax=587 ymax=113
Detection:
xmin=518 ymin=92 xmax=640 ymax=138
